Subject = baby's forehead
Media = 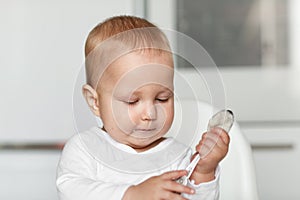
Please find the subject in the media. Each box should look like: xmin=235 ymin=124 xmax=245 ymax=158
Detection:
xmin=114 ymin=52 xmax=172 ymax=76
xmin=108 ymin=51 xmax=173 ymax=73
xmin=115 ymin=82 xmax=174 ymax=98
xmin=100 ymin=52 xmax=174 ymax=92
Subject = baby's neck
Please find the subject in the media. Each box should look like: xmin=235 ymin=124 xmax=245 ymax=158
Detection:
xmin=132 ymin=137 xmax=166 ymax=153
xmin=100 ymin=126 xmax=167 ymax=153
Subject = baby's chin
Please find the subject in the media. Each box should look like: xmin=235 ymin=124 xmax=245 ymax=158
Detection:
xmin=128 ymin=136 xmax=166 ymax=152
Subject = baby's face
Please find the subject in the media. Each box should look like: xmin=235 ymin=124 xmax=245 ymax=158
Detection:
xmin=97 ymin=52 xmax=174 ymax=152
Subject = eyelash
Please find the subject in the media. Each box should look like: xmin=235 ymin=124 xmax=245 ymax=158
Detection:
xmin=123 ymin=95 xmax=171 ymax=105
xmin=125 ymin=98 xmax=169 ymax=105
xmin=156 ymin=98 xmax=169 ymax=102
xmin=126 ymin=100 xmax=138 ymax=105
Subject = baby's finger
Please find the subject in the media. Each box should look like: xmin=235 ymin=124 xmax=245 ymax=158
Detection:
xmin=210 ymin=128 xmax=230 ymax=146
xmin=196 ymin=138 xmax=217 ymax=156
xmin=220 ymin=130 xmax=230 ymax=145
xmin=162 ymin=170 xmax=187 ymax=180
xmin=196 ymin=132 xmax=219 ymax=151
xmin=161 ymin=191 xmax=189 ymax=200
xmin=203 ymin=131 xmax=220 ymax=144
xmin=164 ymin=181 xmax=195 ymax=195
xmin=208 ymin=131 xmax=230 ymax=153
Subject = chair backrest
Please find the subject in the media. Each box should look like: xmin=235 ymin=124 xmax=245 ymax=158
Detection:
xmin=173 ymin=100 xmax=259 ymax=200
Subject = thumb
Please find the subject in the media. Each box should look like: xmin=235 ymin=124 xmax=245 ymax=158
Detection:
xmin=162 ymin=170 xmax=187 ymax=180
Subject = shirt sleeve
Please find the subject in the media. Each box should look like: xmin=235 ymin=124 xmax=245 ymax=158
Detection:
xmin=183 ymin=166 xmax=220 ymax=200
xmin=56 ymin=135 xmax=131 ymax=200
xmin=178 ymin=149 xmax=220 ymax=200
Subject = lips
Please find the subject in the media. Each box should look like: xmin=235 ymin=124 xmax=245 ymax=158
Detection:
xmin=134 ymin=128 xmax=156 ymax=132
xmin=131 ymin=127 xmax=160 ymax=139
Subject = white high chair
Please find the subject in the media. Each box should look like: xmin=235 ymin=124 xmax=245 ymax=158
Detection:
xmin=173 ymin=100 xmax=259 ymax=200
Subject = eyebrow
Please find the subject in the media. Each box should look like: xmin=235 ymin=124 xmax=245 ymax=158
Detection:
xmin=113 ymin=87 xmax=173 ymax=99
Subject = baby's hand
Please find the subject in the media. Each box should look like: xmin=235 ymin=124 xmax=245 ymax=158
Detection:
xmin=190 ymin=127 xmax=230 ymax=184
xmin=123 ymin=170 xmax=194 ymax=200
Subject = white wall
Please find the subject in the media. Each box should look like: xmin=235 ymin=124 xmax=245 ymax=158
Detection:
xmin=147 ymin=0 xmax=300 ymax=123
xmin=0 ymin=1 xmax=135 ymax=199
xmin=0 ymin=0 xmax=134 ymax=142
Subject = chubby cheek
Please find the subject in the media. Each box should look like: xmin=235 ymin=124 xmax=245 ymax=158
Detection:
xmin=108 ymin=100 xmax=174 ymax=136
xmin=110 ymin=101 xmax=136 ymax=134
xmin=127 ymin=108 xmax=140 ymax=125
xmin=162 ymin=103 xmax=174 ymax=130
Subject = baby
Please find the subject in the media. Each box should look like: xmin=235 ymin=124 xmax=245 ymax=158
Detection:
xmin=56 ymin=15 xmax=230 ymax=200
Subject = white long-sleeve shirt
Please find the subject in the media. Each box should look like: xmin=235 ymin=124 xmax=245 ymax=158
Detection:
xmin=56 ymin=127 xmax=220 ymax=200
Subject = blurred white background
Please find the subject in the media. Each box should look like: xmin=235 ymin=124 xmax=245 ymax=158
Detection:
xmin=0 ymin=0 xmax=134 ymax=199
xmin=1 ymin=0 xmax=300 ymax=199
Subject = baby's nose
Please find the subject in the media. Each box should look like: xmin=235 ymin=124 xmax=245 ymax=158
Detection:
xmin=141 ymin=103 xmax=157 ymax=121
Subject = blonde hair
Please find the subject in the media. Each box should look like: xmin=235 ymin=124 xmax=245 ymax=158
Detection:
xmin=84 ymin=15 xmax=172 ymax=88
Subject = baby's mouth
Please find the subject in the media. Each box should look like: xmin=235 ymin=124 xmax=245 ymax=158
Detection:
xmin=134 ymin=128 xmax=157 ymax=132
xmin=131 ymin=128 xmax=158 ymax=138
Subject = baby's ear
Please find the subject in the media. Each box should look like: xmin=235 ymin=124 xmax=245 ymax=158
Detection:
xmin=82 ymin=84 xmax=101 ymax=117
